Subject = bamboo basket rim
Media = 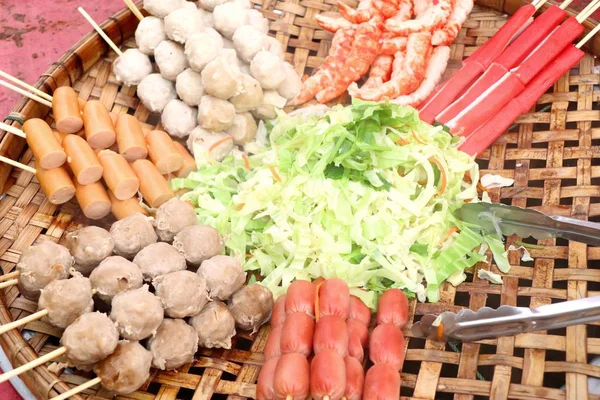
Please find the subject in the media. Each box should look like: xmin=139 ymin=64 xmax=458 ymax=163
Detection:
xmin=2 ymin=0 xmax=600 ymax=399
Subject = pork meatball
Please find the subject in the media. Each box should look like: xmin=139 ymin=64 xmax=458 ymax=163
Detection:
xmin=90 ymin=256 xmax=144 ymax=304
xmin=246 ymin=9 xmax=269 ymax=34
xmin=110 ymin=213 xmax=157 ymax=259
xmin=144 ymin=0 xmax=184 ymax=17
xmin=164 ymin=6 xmax=205 ymax=44
xmin=110 ymin=285 xmax=164 ymax=340
xmin=61 ymin=312 xmax=119 ymax=366
xmin=137 ymin=73 xmax=177 ymax=113
xmin=188 ymin=301 xmax=236 ymax=349
xmin=154 ymin=198 xmax=198 ymax=242
xmin=197 ymin=255 xmax=246 ymax=300
xmin=250 ymin=50 xmax=285 ymax=90
xmin=201 ymin=52 xmax=242 ymax=100
xmin=155 ymin=40 xmax=188 ymax=81
xmin=186 ymin=127 xmax=234 ymax=161
xmin=94 ymin=341 xmax=153 ymax=395
xmin=176 ymin=68 xmax=204 ymax=106
xmin=38 ymin=276 xmax=94 ymax=328
xmin=228 ymin=283 xmax=274 ymax=333
xmin=185 ymin=30 xmax=223 ymax=72
xmin=113 ymin=49 xmax=153 ymax=86
xmin=229 ymin=74 xmax=263 ymax=112
xmin=277 ymin=62 xmax=302 ymax=100
xmin=173 ymin=225 xmax=224 ymax=268
xmin=198 ymin=95 xmax=235 ymax=131
xmin=147 ymin=319 xmax=198 ymax=370
xmin=16 ymin=241 xmax=73 ymax=301
xmin=228 ymin=112 xmax=257 ymax=145
xmin=154 ymin=270 xmax=209 ymax=318
xmin=197 ymin=0 xmax=228 ymax=11
xmin=213 ymin=2 xmax=248 ymax=38
xmin=64 ymin=226 xmax=114 ymax=276
xmin=233 ymin=25 xmax=266 ymax=63
xmin=133 ymin=242 xmax=187 ymax=280
xmin=135 ymin=16 xmax=166 ymax=55
xmin=161 ymin=99 xmax=198 ymax=138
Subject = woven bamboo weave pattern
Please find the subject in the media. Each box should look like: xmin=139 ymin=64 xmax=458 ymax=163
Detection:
xmin=1 ymin=1 xmax=600 ymax=399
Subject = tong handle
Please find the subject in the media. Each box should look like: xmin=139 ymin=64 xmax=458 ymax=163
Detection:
xmin=453 ymin=296 xmax=600 ymax=341
xmin=552 ymin=216 xmax=600 ymax=246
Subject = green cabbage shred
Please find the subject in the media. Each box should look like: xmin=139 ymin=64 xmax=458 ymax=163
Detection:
xmin=170 ymin=99 xmax=510 ymax=306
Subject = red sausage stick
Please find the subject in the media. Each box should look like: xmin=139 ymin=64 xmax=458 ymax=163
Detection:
xmin=313 ymin=315 xmax=349 ymax=358
xmin=257 ymin=358 xmax=279 ymax=400
xmin=369 ymin=323 xmax=406 ymax=371
xmin=310 ymin=350 xmax=347 ymax=400
xmin=317 ymin=279 xmax=350 ymax=320
xmin=376 ymin=289 xmax=409 ymax=329
xmin=347 ymin=320 xmax=369 ymax=363
xmin=264 ymin=325 xmax=283 ymax=361
xmin=362 ymin=364 xmax=401 ymax=400
xmin=349 ymin=295 xmax=371 ymax=326
xmin=271 ymin=295 xmax=287 ymax=327
xmin=274 ymin=353 xmax=311 ymax=400
xmin=343 ymin=356 xmax=365 ymax=400
xmin=259 ymin=301 xmax=288 ymax=399
xmin=280 ymin=312 xmax=315 ymax=357
xmin=286 ymin=280 xmax=317 ymax=316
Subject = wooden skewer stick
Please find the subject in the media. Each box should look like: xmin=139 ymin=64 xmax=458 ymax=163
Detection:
xmin=0 ymin=347 xmax=66 ymax=384
xmin=0 ymin=271 xmax=20 ymax=283
xmin=51 ymin=377 xmax=102 ymax=400
xmin=0 ymin=122 xmax=26 ymax=139
xmin=0 ymin=79 xmax=53 ymax=108
xmin=78 ymin=7 xmax=123 ymax=57
xmin=576 ymin=0 xmax=600 ymax=22
xmin=559 ymin=0 xmax=575 ymax=10
xmin=534 ymin=0 xmax=550 ymax=11
xmin=0 ymin=70 xmax=53 ymax=103
xmin=123 ymin=0 xmax=144 ymax=21
xmin=577 ymin=21 xmax=600 ymax=48
xmin=0 ymin=310 xmax=48 ymax=335
xmin=0 ymin=279 xmax=18 ymax=290
xmin=0 ymin=156 xmax=36 ymax=174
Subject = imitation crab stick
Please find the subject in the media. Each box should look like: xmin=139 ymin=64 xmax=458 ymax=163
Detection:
xmin=437 ymin=3 xmax=569 ymax=123
xmin=459 ymin=40 xmax=587 ymax=156
xmin=445 ymin=15 xmax=586 ymax=136
xmin=418 ymin=2 xmax=541 ymax=123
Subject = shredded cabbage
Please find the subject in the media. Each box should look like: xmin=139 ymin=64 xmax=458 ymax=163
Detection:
xmin=170 ymin=100 xmax=508 ymax=306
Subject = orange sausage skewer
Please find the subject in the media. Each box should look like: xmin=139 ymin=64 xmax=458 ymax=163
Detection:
xmin=97 ymin=150 xmax=139 ymax=200
xmin=146 ymin=130 xmax=183 ymax=174
xmin=62 ymin=135 xmax=104 ymax=185
xmin=131 ymin=159 xmax=175 ymax=208
xmin=0 ymin=121 xmax=66 ymax=170
xmin=108 ymin=191 xmax=149 ymax=220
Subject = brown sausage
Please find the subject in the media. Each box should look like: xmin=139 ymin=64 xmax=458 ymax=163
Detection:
xmin=97 ymin=150 xmax=139 ymax=200
xmin=362 ymin=364 xmax=401 ymax=400
xmin=23 ymin=118 xmax=66 ymax=169
xmin=273 ymin=353 xmax=310 ymax=400
xmin=376 ymin=289 xmax=409 ymax=329
xmin=313 ymin=316 xmax=348 ymax=358
xmin=63 ymin=134 xmax=104 ymax=185
xmin=257 ymin=358 xmax=279 ymax=400
xmin=344 ymin=356 xmax=364 ymax=400
xmin=74 ymin=181 xmax=112 ymax=220
xmin=173 ymin=141 xmax=196 ymax=178
xmin=317 ymin=279 xmax=350 ymax=320
xmin=115 ymin=114 xmax=148 ymax=162
xmin=35 ymin=160 xmax=75 ymax=205
xmin=310 ymin=350 xmax=346 ymax=400
xmin=264 ymin=325 xmax=283 ymax=361
xmin=271 ymin=295 xmax=287 ymax=327
xmin=146 ymin=130 xmax=183 ymax=174
xmin=108 ymin=191 xmax=149 ymax=220
xmin=131 ymin=159 xmax=175 ymax=208
xmin=285 ymin=280 xmax=316 ymax=316
xmin=369 ymin=324 xmax=406 ymax=371
xmin=349 ymin=295 xmax=372 ymax=326
xmin=82 ymin=100 xmax=116 ymax=149
xmin=280 ymin=312 xmax=314 ymax=357
xmin=53 ymin=86 xmax=83 ymax=133
xmin=347 ymin=319 xmax=369 ymax=348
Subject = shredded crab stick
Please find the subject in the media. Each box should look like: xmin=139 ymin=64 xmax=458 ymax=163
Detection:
xmin=310 ymin=350 xmax=347 ymax=400
xmin=437 ymin=1 xmax=575 ymax=123
xmin=285 ymin=280 xmax=317 ymax=316
xmin=432 ymin=0 xmax=475 ymax=46
xmin=417 ymin=0 xmax=544 ymax=123
xmin=460 ymin=39 xmax=588 ymax=156
xmin=445 ymin=14 xmax=588 ymax=136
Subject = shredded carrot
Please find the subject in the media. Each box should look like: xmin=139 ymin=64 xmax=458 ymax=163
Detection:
xmin=464 ymin=171 xmax=472 ymax=183
xmin=411 ymin=130 xmax=423 ymax=144
xmin=439 ymin=226 xmax=459 ymax=245
xmin=396 ymin=138 xmax=410 ymax=145
xmin=417 ymin=179 xmax=427 ymax=185
xmin=436 ymin=323 xmax=444 ymax=341
xmin=398 ymin=169 xmax=404 ymax=177
xmin=208 ymin=136 xmax=234 ymax=153
xmin=246 ymin=253 xmax=253 ymax=258
xmin=241 ymin=153 xmax=251 ymax=170
xmin=269 ymin=166 xmax=283 ymax=183
xmin=429 ymin=157 xmax=447 ymax=195
xmin=477 ymin=182 xmax=488 ymax=192
xmin=236 ymin=203 xmax=245 ymax=210
xmin=315 ymin=281 xmax=324 ymax=322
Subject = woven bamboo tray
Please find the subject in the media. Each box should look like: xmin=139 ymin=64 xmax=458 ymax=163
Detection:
xmin=2 ymin=0 xmax=600 ymax=399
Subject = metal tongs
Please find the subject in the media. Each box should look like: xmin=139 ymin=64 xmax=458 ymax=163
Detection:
xmin=412 ymin=296 xmax=600 ymax=342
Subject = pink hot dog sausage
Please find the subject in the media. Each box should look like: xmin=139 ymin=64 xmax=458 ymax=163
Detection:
xmin=310 ymin=350 xmax=346 ymax=400
xmin=257 ymin=358 xmax=279 ymax=400
xmin=344 ymin=356 xmax=365 ymax=400
xmin=369 ymin=323 xmax=406 ymax=371
xmin=273 ymin=353 xmax=310 ymax=400
xmin=349 ymin=295 xmax=372 ymax=326
xmin=317 ymin=278 xmax=350 ymax=319
xmin=264 ymin=325 xmax=283 ymax=361
xmin=376 ymin=289 xmax=409 ymax=329
xmin=347 ymin=336 xmax=364 ymax=363
xmin=285 ymin=280 xmax=316 ymax=316
xmin=280 ymin=312 xmax=314 ymax=357
xmin=271 ymin=295 xmax=287 ymax=327
xmin=347 ymin=319 xmax=369 ymax=348
xmin=313 ymin=315 xmax=348 ymax=358
xmin=362 ymin=364 xmax=401 ymax=400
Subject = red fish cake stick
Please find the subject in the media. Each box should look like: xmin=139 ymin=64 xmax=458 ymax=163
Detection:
xmin=313 ymin=315 xmax=349 ymax=358
xmin=317 ymin=279 xmax=350 ymax=319
xmin=369 ymin=323 xmax=406 ymax=371
xmin=310 ymin=350 xmax=346 ymax=400
xmin=376 ymin=289 xmax=409 ymax=329
xmin=285 ymin=280 xmax=316 ymax=316
xmin=362 ymin=364 xmax=401 ymax=400
xmin=280 ymin=312 xmax=315 ymax=357
xmin=274 ymin=353 xmax=310 ymax=400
